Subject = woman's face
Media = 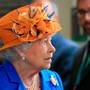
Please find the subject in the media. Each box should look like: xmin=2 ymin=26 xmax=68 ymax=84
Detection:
xmin=24 ymin=36 xmax=55 ymax=70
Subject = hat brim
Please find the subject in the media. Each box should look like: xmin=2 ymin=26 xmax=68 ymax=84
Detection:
xmin=0 ymin=38 xmax=25 ymax=51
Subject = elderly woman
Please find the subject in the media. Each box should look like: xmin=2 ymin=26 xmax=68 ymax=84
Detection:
xmin=0 ymin=0 xmax=63 ymax=90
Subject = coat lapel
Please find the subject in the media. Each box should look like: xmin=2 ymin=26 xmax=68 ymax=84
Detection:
xmin=40 ymin=70 xmax=60 ymax=90
xmin=40 ymin=70 xmax=51 ymax=90
xmin=3 ymin=60 xmax=26 ymax=90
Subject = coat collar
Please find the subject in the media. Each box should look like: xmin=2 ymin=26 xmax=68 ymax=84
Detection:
xmin=3 ymin=60 xmax=59 ymax=90
xmin=3 ymin=60 xmax=26 ymax=90
xmin=40 ymin=69 xmax=50 ymax=81
xmin=40 ymin=69 xmax=59 ymax=90
xmin=3 ymin=61 xmax=51 ymax=90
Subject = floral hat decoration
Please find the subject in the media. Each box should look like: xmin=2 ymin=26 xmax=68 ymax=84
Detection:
xmin=0 ymin=0 xmax=62 ymax=51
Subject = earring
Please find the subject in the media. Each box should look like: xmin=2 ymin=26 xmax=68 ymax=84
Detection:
xmin=22 ymin=56 xmax=26 ymax=61
xmin=19 ymin=51 xmax=26 ymax=61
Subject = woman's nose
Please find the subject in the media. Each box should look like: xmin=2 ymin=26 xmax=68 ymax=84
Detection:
xmin=48 ymin=42 xmax=56 ymax=53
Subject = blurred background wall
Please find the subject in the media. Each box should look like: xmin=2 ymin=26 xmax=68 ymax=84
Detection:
xmin=54 ymin=0 xmax=72 ymax=39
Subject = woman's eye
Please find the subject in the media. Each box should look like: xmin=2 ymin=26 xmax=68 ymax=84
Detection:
xmin=44 ymin=39 xmax=48 ymax=42
xmin=39 ymin=39 xmax=47 ymax=45
xmin=44 ymin=38 xmax=50 ymax=43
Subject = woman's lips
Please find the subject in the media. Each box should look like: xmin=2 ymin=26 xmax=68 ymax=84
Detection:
xmin=45 ymin=57 xmax=52 ymax=63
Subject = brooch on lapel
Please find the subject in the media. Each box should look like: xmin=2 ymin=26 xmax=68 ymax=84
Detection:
xmin=50 ymin=75 xmax=59 ymax=86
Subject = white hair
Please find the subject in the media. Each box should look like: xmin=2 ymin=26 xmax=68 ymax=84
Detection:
xmin=0 ymin=42 xmax=32 ymax=61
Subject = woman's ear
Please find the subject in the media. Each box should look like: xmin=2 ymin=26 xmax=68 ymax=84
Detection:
xmin=14 ymin=47 xmax=26 ymax=61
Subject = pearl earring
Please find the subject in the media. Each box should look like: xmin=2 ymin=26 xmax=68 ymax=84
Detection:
xmin=19 ymin=51 xmax=26 ymax=61
xmin=22 ymin=56 xmax=26 ymax=61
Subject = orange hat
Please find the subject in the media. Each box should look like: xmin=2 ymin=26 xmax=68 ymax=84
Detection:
xmin=0 ymin=0 xmax=61 ymax=51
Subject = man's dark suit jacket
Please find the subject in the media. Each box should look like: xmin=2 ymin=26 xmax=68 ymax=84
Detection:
xmin=69 ymin=43 xmax=90 ymax=90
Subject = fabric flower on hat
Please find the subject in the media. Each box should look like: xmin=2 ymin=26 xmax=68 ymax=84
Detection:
xmin=0 ymin=0 xmax=61 ymax=51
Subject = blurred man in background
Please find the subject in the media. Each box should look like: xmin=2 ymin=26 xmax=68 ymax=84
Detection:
xmin=69 ymin=0 xmax=90 ymax=90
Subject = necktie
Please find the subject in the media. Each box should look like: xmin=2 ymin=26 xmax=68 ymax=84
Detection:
xmin=84 ymin=41 xmax=90 ymax=68
xmin=75 ymin=41 xmax=90 ymax=85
